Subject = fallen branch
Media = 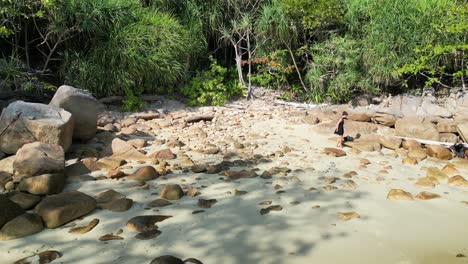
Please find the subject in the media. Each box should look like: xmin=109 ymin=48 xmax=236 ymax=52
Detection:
xmin=274 ymin=100 xmax=327 ymax=109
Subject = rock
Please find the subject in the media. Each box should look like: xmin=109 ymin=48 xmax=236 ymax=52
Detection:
xmin=402 ymin=139 xmax=421 ymax=150
xmin=323 ymin=148 xmax=346 ymax=157
xmin=345 ymin=140 xmax=381 ymax=152
xmin=65 ymin=160 xmax=96 ymax=178
xmin=197 ymin=199 xmax=217 ymax=208
xmin=120 ymin=117 xmax=137 ymax=127
xmin=101 ymin=198 xmax=133 ymax=212
xmin=402 ymin=157 xmax=418 ymax=165
xmin=18 ymin=174 xmax=65 ymax=195
xmin=107 ymin=169 xmax=126 ymax=179
xmin=348 ymin=110 xmax=372 ymax=122
xmin=260 ymin=205 xmax=283 ymax=215
xmin=436 ymin=121 xmax=458 ymax=133
xmin=426 ymin=167 xmax=448 ymax=181
xmin=96 ymin=189 xmax=126 ymax=204
xmin=152 ymin=149 xmax=176 ymax=160
xmin=303 ymin=115 xmax=320 ymax=125
xmin=191 ymin=164 xmax=207 ymax=173
xmin=120 ymin=127 xmax=136 ymax=135
xmin=150 ymin=256 xmax=184 ymax=264
xmin=0 ymin=195 xmax=25 ymax=228
xmin=387 ymin=189 xmax=414 ymax=201
xmin=458 ymin=123 xmax=468 ymax=143
xmin=126 ymin=215 xmax=172 ymax=232
xmin=448 ymin=175 xmax=468 ymax=187
xmin=7 ymin=192 xmax=41 ymax=210
xmin=407 ymin=147 xmax=427 ymax=161
xmin=127 ymin=139 xmax=147 ymax=149
xmin=395 ymin=117 xmax=439 ymax=141
xmin=372 ymin=113 xmax=397 ymax=127
xmin=0 ymin=213 xmax=43 ymax=240
xmin=0 ymin=101 xmax=73 ymax=154
xmin=224 ymin=170 xmax=257 ymax=180
xmin=415 ymin=177 xmax=438 ymax=188
xmin=415 ymin=191 xmax=441 ymax=200
xmin=442 ymin=164 xmax=459 ymax=175
xmin=96 ymin=157 xmax=125 ymax=171
xmin=14 ymin=142 xmax=64 ymax=176
xmin=68 ymin=218 xmax=99 ymax=234
xmin=35 ymin=191 xmax=96 ymax=228
xmin=102 ymin=123 xmax=117 ymax=132
xmin=127 ymin=166 xmax=159 ymax=181
xmin=340 ymin=180 xmax=358 ymax=190
xmin=111 ymin=138 xmax=149 ymax=162
xmin=234 ymin=189 xmax=248 ymax=196
xmin=49 ymin=85 xmax=99 ymax=140
xmin=452 ymin=159 xmax=468 ymax=169
xmin=0 ymin=171 xmax=12 ymax=189
xmin=135 ymin=229 xmax=161 ymax=240
xmin=147 ymin=199 xmax=172 ymax=208
xmin=14 ymin=250 xmax=62 ymax=264
xmin=321 ymin=185 xmax=338 ymax=191
xmin=439 ymin=133 xmax=459 ymax=143
xmin=378 ymin=136 xmax=402 ymax=150
xmin=99 ymin=234 xmax=123 ymax=241
xmin=337 ymin=212 xmax=360 ymax=221
xmin=426 ymin=145 xmax=452 ymax=160
xmin=186 ymin=188 xmax=200 ymax=197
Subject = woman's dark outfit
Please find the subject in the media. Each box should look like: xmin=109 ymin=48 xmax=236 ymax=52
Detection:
xmin=334 ymin=119 xmax=344 ymax=136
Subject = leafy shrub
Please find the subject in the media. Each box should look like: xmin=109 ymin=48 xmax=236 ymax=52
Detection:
xmin=345 ymin=0 xmax=456 ymax=86
xmin=250 ymin=50 xmax=294 ymax=89
xmin=122 ymin=89 xmax=145 ymax=112
xmin=181 ymin=56 xmax=242 ymax=106
xmin=305 ymin=35 xmax=375 ymax=103
xmin=54 ymin=0 xmax=193 ymax=97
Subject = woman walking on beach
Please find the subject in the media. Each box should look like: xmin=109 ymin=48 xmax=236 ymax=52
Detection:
xmin=334 ymin=111 xmax=348 ymax=147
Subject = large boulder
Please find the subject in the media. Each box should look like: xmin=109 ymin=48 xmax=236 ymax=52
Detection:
xmin=0 ymin=101 xmax=73 ymax=154
xmin=35 ymin=191 xmax=96 ymax=228
xmin=372 ymin=113 xmax=397 ymax=127
xmin=0 ymin=213 xmax=43 ymax=240
xmin=458 ymin=123 xmax=468 ymax=143
xmin=49 ymin=85 xmax=99 ymax=141
xmin=18 ymin=174 xmax=65 ymax=195
xmin=395 ymin=117 xmax=439 ymax=141
xmin=13 ymin=142 xmax=64 ymax=176
xmin=111 ymin=138 xmax=149 ymax=162
xmin=0 ymin=195 xmax=24 ymax=228
xmin=426 ymin=145 xmax=452 ymax=160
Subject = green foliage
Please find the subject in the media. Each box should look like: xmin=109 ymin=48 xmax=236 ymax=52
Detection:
xmin=345 ymin=0 xmax=456 ymax=86
xmin=181 ymin=56 xmax=243 ymax=106
xmin=0 ymin=55 xmax=24 ymax=87
xmin=398 ymin=2 xmax=468 ymax=88
xmin=280 ymin=0 xmax=344 ymax=34
xmin=306 ymin=35 xmax=375 ymax=103
xmin=251 ymin=50 xmax=294 ymax=89
xmin=122 ymin=90 xmax=145 ymax=112
xmin=58 ymin=0 xmax=193 ymax=97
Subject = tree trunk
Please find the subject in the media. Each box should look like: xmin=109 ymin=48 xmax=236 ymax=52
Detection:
xmin=24 ymin=21 xmax=30 ymax=70
xmin=233 ymin=44 xmax=245 ymax=87
xmin=286 ymin=43 xmax=307 ymax=92
xmin=246 ymin=33 xmax=253 ymax=100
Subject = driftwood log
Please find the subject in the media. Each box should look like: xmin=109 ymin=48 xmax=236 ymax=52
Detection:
xmin=186 ymin=115 xmax=215 ymax=123
xmin=99 ymin=95 xmax=162 ymax=104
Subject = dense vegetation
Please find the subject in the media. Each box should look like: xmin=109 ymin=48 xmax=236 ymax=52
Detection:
xmin=1 ymin=0 xmax=467 ymax=108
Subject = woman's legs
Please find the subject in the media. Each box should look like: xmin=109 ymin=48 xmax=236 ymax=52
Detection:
xmin=336 ymin=135 xmax=343 ymax=147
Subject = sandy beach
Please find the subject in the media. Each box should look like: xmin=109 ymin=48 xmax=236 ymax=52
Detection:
xmin=2 ymin=98 xmax=468 ymax=264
